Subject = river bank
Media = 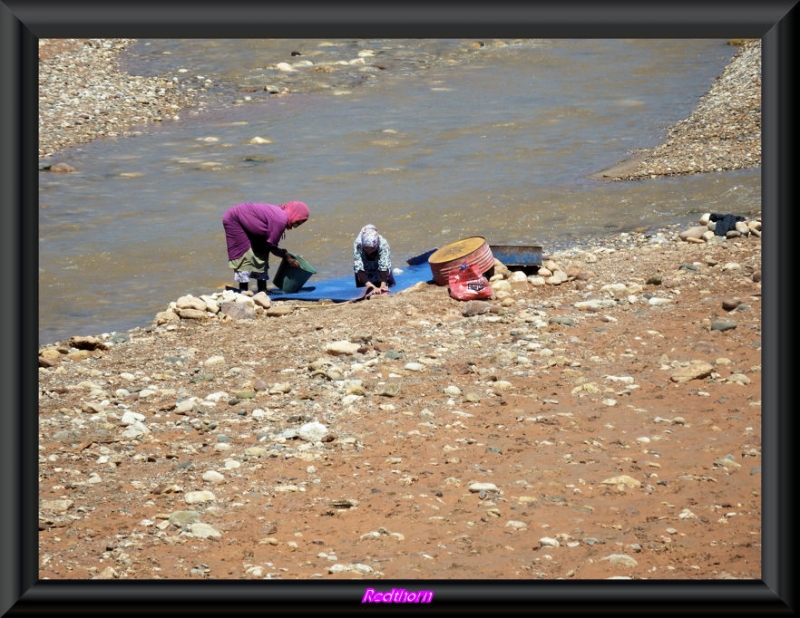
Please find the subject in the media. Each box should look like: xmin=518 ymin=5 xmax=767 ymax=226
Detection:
xmin=38 ymin=39 xmax=202 ymax=159
xmin=592 ymin=39 xmax=761 ymax=180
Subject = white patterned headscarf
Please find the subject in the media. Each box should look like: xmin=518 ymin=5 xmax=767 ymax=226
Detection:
xmin=359 ymin=224 xmax=380 ymax=250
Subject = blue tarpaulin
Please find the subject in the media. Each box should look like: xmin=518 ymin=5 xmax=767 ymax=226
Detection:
xmin=267 ymin=249 xmax=438 ymax=303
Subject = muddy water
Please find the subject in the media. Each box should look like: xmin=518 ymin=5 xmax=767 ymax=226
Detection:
xmin=38 ymin=38 xmax=759 ymax=345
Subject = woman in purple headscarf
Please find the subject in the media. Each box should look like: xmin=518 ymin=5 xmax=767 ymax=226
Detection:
xmin=222 ymin=200 xmax=309 ymax=293
xmin=353 ymin=224 xmax=395 ymax=293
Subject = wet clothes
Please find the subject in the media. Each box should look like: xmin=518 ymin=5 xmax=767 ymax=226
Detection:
xmin=709 ymin=212 xmax=746 ymax=236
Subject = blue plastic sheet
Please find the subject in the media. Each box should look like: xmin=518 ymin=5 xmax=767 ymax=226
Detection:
xmin=267 ymin=249 xmax=438 ymax=303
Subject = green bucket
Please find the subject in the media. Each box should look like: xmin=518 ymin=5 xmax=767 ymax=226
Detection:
xmin=273 ymin=253 xmax=317 ymax=293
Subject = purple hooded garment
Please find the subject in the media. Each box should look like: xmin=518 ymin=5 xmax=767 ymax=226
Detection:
xmin=222 ymin=202 xmax=290 ymax=261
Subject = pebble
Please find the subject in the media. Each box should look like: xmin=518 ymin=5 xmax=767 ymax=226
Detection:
xmin=189 ymin=523 xmax=222 ymax=539
xmin=602 ymin=554 xmax=638 ymax=568
xmin=185 ymin=491 xmax=216 ymax=504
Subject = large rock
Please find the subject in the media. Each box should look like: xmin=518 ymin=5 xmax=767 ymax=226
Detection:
xmin=679 ymin=226 xmax=708 ymax=242
xmin=326 ymin=341 xmax=360 ymax=355
xmin=178 ymin=308 xmax=207 ymax=320
xmin=176 ymin=295 xmax=207 ymax=311
xmin=68 ymin=336 xmax=108 ymax=351
xmin=670 ymin=361 xmax=714 ymax=383
xmin=220 ymin=301 xmax=256 ymax=320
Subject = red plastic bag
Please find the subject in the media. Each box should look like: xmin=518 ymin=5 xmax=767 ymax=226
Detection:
xmin=448 ymin=263 xmax=494 ymax=301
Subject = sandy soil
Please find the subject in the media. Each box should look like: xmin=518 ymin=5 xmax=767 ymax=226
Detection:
xmin=38 ymin=227 xmax=762 ymax=583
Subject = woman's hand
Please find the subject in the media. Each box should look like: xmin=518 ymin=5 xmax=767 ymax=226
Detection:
xmin=286 ymin=254 xmax=300 ymax=269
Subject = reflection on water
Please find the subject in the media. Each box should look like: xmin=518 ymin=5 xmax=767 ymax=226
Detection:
xmin=39 ymin=38 xmax=760 ymax=345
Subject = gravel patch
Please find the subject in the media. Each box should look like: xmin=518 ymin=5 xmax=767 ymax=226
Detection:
xmin=38 ymin=39 xmax=201 ymax=159
xmin=593 ymin=39 xmax=761 ymax=180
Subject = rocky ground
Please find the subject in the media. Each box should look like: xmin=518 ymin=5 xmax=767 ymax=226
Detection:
xmin=38 ymin=221 xmax=763 ymax=581
xmin=37 ymin=39 xmax=763 ymax=583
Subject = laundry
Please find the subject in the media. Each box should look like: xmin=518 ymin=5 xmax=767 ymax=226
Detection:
xmin=709 ymin=213 xmax=746 ymax=236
